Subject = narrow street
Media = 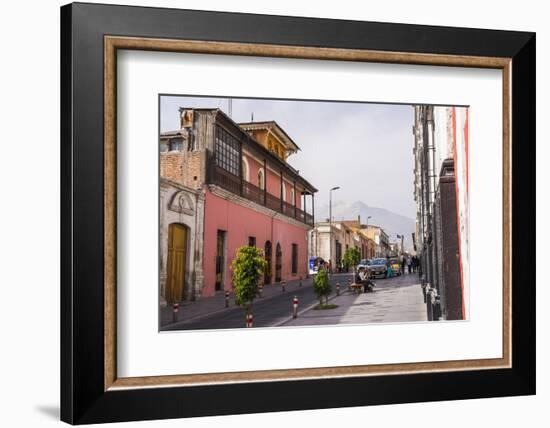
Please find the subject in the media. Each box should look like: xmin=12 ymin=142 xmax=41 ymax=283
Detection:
xmin=162 ymin=271 xmax=426 ymax=331
xmin=162 ymin=273 xmax=351 ymax=331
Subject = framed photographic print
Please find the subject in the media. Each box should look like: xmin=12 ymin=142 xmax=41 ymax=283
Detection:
xmin=60 ymin=2 xmax=535 ymax=424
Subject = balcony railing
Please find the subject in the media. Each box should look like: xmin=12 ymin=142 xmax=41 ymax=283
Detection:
xmin=212 ymin=166 xmax=314 ymax=226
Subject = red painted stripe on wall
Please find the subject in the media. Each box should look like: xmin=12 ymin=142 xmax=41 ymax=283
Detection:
xmin=452 ymin=107 xmax=466 ymax=320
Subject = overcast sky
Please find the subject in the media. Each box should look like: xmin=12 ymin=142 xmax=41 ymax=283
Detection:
xmin=160 ymin=95 xmax=416 ymax=219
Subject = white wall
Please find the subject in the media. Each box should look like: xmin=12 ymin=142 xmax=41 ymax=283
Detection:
xmin=0 ymin=1 xmax=546 ymax=428
xmin=433 ymin=106 xmax=451 ymax=175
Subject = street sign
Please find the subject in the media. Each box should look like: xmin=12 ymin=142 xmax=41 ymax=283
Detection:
xmin=308 ymin=256 xmax=316 ymax=275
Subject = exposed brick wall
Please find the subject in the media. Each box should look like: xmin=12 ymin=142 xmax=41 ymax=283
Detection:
xmin=185 ymin=151 xmax=204 ymax=189
xmin=160 ymin=152 xmax=183 ymax=183
xmin=160 ymin=151 xmax=205 ymax=190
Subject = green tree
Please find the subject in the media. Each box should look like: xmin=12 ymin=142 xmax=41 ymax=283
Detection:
xmin=230 ymin=246 xmax=267 ymax=325
xmin=313 ymin=266 xmax=331 ymax=305
xmin=343 ymin=247 xmax=361 ymax=277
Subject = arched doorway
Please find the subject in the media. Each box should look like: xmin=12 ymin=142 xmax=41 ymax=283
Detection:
xmin=166 ymin=223 xmax=189 ymax=303
xmin=264 ymin=241 xmax=272 ymax=285
xmin=275 ymin=242 xmax=282 ymax=282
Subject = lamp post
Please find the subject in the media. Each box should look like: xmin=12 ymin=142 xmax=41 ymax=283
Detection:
xmin=329 ymin=186 xmax=340 ymax=272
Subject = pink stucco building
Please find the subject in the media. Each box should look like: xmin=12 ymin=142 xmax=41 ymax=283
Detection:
xmin=160 ymin=108 xmax=316 ymax=302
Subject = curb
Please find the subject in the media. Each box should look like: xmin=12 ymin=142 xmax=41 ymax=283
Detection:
xmin=272 ymin=290 xmax=348 ymax=327
xmin=273 ymin=275 xmax=376 ymax=327
xmin=162 ymin=280 xmax=314 ymax=329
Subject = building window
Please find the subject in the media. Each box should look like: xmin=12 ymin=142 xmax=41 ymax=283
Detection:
xmin=291 ymin=244 xmax=298 ymax=275
xmin=169 ymin=138 xmax=183 ymax=151
xmin=258 ymin=168 xmax=265 ymax=190
xmin=215 ymin=125 xmax=240 ymax=176
xmin=290 ymin=188 xmax=295 ymax=205
xmin=160 ymin=141 xmax=168 ymax=152
xmin=248 ymin=236 xmax=256 ymax=247
xmin=241 ymin=157 xmax=250 ymax=182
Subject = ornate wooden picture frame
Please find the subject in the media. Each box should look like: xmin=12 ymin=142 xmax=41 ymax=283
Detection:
xmin=61 ymin=2 xmax=535 ymax=424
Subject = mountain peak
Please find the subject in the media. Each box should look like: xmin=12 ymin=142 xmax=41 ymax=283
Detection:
xmin=315 ymin=200 xmax=416 ymax=250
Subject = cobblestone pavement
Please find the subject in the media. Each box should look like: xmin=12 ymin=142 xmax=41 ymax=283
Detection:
xmin=282 ymin=272 xmax=427 ymax=327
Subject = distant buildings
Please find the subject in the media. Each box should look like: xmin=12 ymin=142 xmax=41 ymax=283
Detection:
xmin=412 ymin=105 xmax=469 ymax=321
xmin=308 ymin=217 xmax=387 ymax=270
xmin=159 ymin=108 xmax=317 ymax=305
xmin=361 ymin=225 xmax=390 ymax=258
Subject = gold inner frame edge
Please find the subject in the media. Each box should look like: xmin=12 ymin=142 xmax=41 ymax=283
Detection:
xmin=104 ymin=36 xmax=512 ymax=391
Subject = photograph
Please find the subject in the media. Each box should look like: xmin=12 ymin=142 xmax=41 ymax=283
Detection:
xmin=158 ymin=95 xmax=470 ymax=331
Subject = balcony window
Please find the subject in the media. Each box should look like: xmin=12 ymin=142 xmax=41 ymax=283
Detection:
xmin=257 ymin=168 xmax=265 ymax=190
xmin=241 ymin=157 xmax=250 ymax=182
xmin=215 ymin=126 xmax=240 ymax=176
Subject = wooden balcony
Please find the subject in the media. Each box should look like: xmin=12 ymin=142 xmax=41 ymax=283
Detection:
xmin=212 ymin=166 xmax=314 ymax=226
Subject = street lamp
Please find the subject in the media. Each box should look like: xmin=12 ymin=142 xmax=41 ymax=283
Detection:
xmin=329 ymin=186 xmax=340 ymax=272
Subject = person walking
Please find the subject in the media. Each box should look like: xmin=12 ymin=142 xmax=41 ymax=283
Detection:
xmin=386 ymin=259 xmax=393 ymax=279
xmin=407 ymin=256 xmax=412 ymax=274
xmin=400 ymin=256 xmax=406 ymax=275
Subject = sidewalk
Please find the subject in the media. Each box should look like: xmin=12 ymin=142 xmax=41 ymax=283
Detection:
xmin=160 ymin=276 xmax=313 ymax=328
xmin=282 ymin=274 xmax=427 ymax=326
